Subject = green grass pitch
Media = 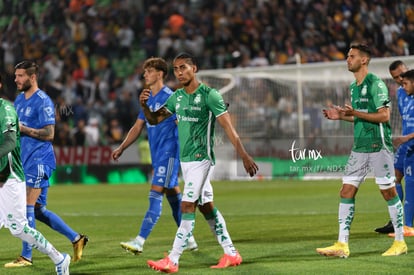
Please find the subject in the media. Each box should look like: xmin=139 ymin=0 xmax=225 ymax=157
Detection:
xmin=0 ymin=179 xmax=413 ymax=274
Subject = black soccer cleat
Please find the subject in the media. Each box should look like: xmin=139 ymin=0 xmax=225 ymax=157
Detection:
xmin=374 ymin=220 xmax=394 ymax=234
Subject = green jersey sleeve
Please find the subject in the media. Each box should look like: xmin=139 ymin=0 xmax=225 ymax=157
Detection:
xmin=371 ymin=79 xmax=390 ymax=109
xmin=206 ymin=87 xmax=227 ymax=117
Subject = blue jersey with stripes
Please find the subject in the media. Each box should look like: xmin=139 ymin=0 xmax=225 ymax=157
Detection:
xmin=400 ymin=90 xmax=414 ymax=148
xmin=397 ymin=86 xmax=411 ymax=135
xmin=138 ymin=86 xmax=179 ymax=164
xmin=14 ymin=90 xmax=56 ymax=171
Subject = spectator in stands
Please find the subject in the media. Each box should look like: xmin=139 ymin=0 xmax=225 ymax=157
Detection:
xmin=1 ymin=0 xmax=414 ymax=148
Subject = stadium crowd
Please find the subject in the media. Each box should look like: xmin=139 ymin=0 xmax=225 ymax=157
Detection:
xmin=0 ymin=0 xmax=413 ymax=146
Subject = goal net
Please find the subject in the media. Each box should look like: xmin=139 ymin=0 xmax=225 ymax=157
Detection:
xmin=198 ymin=55 xmax=414 ymax=180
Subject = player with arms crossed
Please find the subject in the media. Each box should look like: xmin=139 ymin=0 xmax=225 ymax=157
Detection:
xmin=388 ymin=69 xmax=414 ymax=236
xmin=112 ymin=57 xmax=197 ymax=254
xmin=317 ymin=44 xmax=407 ymax=257
xmin=375 ymin=60 xmax=413 ymax=235
xmin=6 ymin=60 xmax=87 ymax=268
xmin=0 ymin=91 xmax=70 ymax=274
xmin=141 ymin=52 xmax=258 ymax=273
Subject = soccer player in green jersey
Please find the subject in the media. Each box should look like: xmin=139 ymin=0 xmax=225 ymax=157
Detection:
xmin=317 ymin=44 xmax=407 ymax=257
xmin=0 ymin=77 xmax=70 ymax=275
xmin=140 ymin=52 xmax=259 ymax=273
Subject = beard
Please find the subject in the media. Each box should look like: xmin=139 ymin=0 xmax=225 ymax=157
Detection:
xmin=19 ymin=79 xmax=32 ymax=92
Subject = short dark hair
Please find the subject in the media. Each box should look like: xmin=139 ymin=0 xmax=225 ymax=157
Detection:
xmin=143 ymin=57 xmax=168 ymax=77
xmin=389 ymin=60 xmax=406 ymax=71
xmin=350 ymin=43 xmax=372 ymax=58
xmin=400 ymin=69 xmax=414 ymax=81
xmin=173 ymin=52 xmax=197 ymax=66
xmin=14 ymin=60 xmax=39 ymax=76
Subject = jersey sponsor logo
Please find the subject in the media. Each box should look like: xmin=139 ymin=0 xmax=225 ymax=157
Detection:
xmin=156 ymin=166 xmax=166 ymax=177
xmin=180 ymin=116 xmax=199 ymax=122
xmin=45 ymin=106 xmax=54 ymax=117
xmin=191 ymin=106 xmax=201 ymax=111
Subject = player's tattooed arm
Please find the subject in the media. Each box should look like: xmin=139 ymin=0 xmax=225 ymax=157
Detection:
xmin=20 ymin=124 xmax=55 ymax=141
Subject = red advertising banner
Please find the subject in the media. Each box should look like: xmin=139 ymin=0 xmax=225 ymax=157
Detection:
xmin=55 ymin=146 xmax=113 ymax=165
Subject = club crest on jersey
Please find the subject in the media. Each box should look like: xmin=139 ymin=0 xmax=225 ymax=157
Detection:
xmin=24 ymin=107 xmax=32 ymax=116
xmin=361 ymin=85 xmax=367 ymax=96
xmin=194 ymin=94 xmax=201 ymax=104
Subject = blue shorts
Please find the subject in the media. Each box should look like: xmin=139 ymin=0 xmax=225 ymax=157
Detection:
xmin=25 ymin=164 xmax=53 ymax=206
xmin=152 ymin=157 xmax=180 ymax=189
xmin=395 ymin=143 xmax=409 ymax=173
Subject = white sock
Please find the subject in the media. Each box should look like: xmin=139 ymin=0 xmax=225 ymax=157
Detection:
xmin=388 ymin=196 xmax=404 ymax=241
xmin=169 ymin=214 xmax=195 ymax=264
xmin=206 ymin=208 xmax=237 ymax=256
xmin=16 ymin=224 xmax=64 ymax=264
xmin=338 ymin=199 xmax=355 ymax=243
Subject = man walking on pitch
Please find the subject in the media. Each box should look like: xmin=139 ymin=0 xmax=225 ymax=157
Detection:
xmin=317 ymin=44 xmax=407 ymax=257
xmin=141 ymin=52 xmax=258 ymax=273
xmin=0 ymin=77 xmax=70 ymax=275
xmin=375 ymin=60 xmax=413 ymax=235
xmin=386 ymin=69 xmax=414 ymax=237
xmin=112 ymin=57 xmax=198 ymax=254
xmin=6 ymin=60 xmax=87 ymax=268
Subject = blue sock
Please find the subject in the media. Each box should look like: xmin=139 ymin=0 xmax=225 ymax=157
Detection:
xmin=138 ymin=190 xmax=163 ymax=239
xmin=404 ymin=178 xmax=414 ymax=227
xmin=21 ymin=205 xmax=35 ymax=260
xmin=167 ymin=193 xmax=182 ymax=226
xmin=35 ymin=206 xmax=78 ymax=242
xmin=396 ymin=183 xmax=404 ymax=202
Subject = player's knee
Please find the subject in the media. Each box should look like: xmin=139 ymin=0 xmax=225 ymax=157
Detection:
xmin=8 ymin=222 xmax=26 ymax=238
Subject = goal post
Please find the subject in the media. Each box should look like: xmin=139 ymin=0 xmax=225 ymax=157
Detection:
xmin=198 ymin=56 xmax=414 ymax=180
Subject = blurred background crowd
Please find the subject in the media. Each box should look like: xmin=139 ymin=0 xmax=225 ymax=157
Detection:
xmin=0 ymin=0 xmax=413 ymax=147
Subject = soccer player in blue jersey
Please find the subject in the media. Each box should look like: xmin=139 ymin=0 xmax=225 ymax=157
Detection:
xmin=375 ymin=60 xmax=411 ymax=234
xmin=0 ymin=74 xmax=70 ymax=275
xmin=386 ymin=69 xmax=414 ymax=237
xmin=5 ymin=60 xmax=88 ymax=268
xmin=112 ymin=57 xmax=198 ymax=254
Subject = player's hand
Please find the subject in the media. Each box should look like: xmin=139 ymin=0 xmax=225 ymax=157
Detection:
xmin=139 ymin=89 xmax=150 ymax=106
xmin=111 ymin=147 xmax=123 ymax=161
xmin=322 ymin=105 xmax=342 ymax=120
xmin=242 ymin=155 xmax=259 ymax=177
xmin=393 ymin=136 xmax=408 ymax=148
xmin=343 ymin=104 xmax=354 ymax=116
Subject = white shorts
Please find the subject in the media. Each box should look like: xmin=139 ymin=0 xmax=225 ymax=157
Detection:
xmin=181 ymin=160 xmax=214 ymax=205
xmin=343 ymin=149 xmax=395 ymax=188
xmin=0 ymin=178 xmax=27 ymax=231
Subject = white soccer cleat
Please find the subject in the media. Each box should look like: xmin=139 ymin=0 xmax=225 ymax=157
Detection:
xmin=120 ymin=240 xmax=143 ymax=255
xmin=55 ymin=254 xmax=70 ymax=275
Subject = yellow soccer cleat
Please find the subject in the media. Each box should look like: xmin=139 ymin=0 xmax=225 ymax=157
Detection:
xmin=382 ymin=240 xmax=408 ymax=256
xmin=4 ymin=256 xmax=33 ymax=268
xmin=72 ymin=234 xmax=89 ymax=262
xmin=316 ymin=242 xmax=350 ymax=258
